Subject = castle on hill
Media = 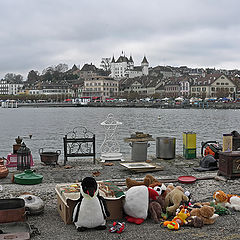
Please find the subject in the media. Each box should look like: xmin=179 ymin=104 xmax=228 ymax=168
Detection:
xmin=110 ymin=53 xmax=149 ymax=79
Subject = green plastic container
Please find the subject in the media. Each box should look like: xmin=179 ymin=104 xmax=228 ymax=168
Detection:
xmin=183 ymin=146 xmax=196 ymax=159
xmin=14 ymin=170 xmax=43 ymax=185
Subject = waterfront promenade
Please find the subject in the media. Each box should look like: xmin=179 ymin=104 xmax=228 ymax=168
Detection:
xmin=15 ymin=101 xmax=240 ymax=109
xmin=1 ymin=155 xmax=240 ymax=240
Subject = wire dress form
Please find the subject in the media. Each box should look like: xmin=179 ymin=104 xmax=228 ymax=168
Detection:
xmin=100 ymin=113 xmax=124 ymax=162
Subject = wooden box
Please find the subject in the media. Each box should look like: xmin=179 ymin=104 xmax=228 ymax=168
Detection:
xmin=55 ymin=182 xmax=125 ymax=224
xmin=0 ymin=199 xmax=26 ymax=223
xmin=218 ymin=151 xmax=240 ymax=179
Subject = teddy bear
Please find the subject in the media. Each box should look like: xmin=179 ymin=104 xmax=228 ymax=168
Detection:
xmin=185 ymin=216 xmax=204 ymax=228
xmin=164 ymin=185 xmax=189 ymax=216
xmin=190 ymin=205 xmax=218 ymax=225
xmin=149 ymin=192 xmax=166 ymax=223
xmin=125 ymin=174 xmax=162 ymax=189
xmin=149 ymin=183 xmax=182 ymax=223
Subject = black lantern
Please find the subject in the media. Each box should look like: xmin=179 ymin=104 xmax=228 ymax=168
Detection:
xmin=17 ymin=142 xmax=31 ymax=170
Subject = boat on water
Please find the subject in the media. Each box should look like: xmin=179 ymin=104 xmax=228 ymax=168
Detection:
xmin=1 ymin=100 xmax=18 ymax=108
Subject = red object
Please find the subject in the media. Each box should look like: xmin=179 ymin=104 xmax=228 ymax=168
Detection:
xmin=125 ymin=216 xmax=144 ymax=225
xmin=6 ymin=154 xmax=34 ymax=168
xmin=178 ymin=176 xmax=197 ymax=184
xmin=148 ymin=188 xmax=159 ymax=200
xmin=204 ymin=146 xmax=216 ymax=157
xmin=109 ymin=221 xmax=125 ymax=233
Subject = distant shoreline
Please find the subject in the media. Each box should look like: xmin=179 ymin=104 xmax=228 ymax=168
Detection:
xmin=13 ymin=102 xmax=240 ymax=109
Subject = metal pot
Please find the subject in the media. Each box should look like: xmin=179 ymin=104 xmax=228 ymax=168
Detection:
xmin=39 ymin=148 xmax=61 ymax=165
xmin=156 ymin=137 xmax=176 ymax=159
xmin=129 ymin=141 xmax=150 ymax=162
xmin=0 ymin=157 xmax=10 ymax=178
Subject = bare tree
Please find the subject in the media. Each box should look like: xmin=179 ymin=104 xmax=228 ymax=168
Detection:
xmin=100 ymin=58 xmax=111 ymax=71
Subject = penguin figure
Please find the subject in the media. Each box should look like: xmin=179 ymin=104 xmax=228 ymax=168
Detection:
xmin=73 ymin=177 xmax=110 ymax=232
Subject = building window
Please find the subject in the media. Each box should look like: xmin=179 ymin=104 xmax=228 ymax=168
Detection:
xmin=225 ymin=82 xmax=229 ymax=85
xmin=230 ymin=88 xmax=234 ymax=92
xmin=211 ymin=87 xmax=215 ymax=91
xmin=202 ymin=87 xmax=206 ymax=92
xmin=221 ymin=83 xmax=224 ymax=85
xmin=197 ymin=88 xmax=200 ymax=92
xmin=192 ymin=88 xmax=196 ymax=92
xmin=216 ymin=82 xmax=220 ymax=85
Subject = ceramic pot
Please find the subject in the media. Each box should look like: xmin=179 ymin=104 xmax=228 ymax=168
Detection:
xmin=0 ymin=158 xmax=10 ymax=178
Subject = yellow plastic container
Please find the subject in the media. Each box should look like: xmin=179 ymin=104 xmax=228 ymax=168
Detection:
xmin=183 ymin=132 xmax=196 ymax=149
xmin=183 ymin=132 xmax=196 ymax=159
xmin=222 ymin=134 xmax=232 ymax=152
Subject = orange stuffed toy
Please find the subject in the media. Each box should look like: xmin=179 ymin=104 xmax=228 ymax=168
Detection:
xmin=163 ymin=206 xmax=190 ymax=230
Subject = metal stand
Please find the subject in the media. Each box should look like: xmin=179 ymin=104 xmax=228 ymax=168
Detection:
xmin=100 ymin=113 xmax=124 ymax=162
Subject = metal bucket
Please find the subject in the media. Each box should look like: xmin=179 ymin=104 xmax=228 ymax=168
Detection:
xmin=39 ymin=148 xmax=61 ymax=165
xmin=130 ymin=141 xmax=150 ymax=161
xmin=156 ymin=137 xmax=176 ymax=159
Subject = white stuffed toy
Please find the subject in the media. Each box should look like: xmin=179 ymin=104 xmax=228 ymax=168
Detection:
xmin=123 ymin=185 xmax=159 ymax=224
xmin=226 ymin=196 xmax=240 ymax=211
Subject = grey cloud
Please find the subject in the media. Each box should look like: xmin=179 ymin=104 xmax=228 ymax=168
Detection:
xmin=0 ymin=0 xmax=240 ymax=78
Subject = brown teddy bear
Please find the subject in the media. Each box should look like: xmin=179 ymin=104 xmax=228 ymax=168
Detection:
xmin=185 ymin=216 xmax=204 ymax=228
xmin=190 ymin=205 xmax=218 ymax=225
xmin=165 ymin=185 xmax=189 ymax=216
xmin=149 ymin=193 xmax=166 ymax=223
xmin=126 ymin=174 xmax=161 ymax=189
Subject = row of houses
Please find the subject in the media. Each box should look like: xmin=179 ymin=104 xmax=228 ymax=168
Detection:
xmin=1 ymin=72 xmax=239 ymax=100
xmin=120 ymin=73 xmax=239 ymax=99
xmin=1 ymin=54 xmax=240 ymax=100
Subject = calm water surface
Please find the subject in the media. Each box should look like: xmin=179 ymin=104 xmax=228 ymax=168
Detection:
xmin=0 ymin=107 xmax=239 ymax=161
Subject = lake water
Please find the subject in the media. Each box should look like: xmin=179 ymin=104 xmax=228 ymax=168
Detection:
xmin=0 ymin=107 xmax=239 ymax=161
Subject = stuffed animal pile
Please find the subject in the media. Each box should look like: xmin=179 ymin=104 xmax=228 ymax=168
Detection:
xmin=122 ymin=175 xmax=240 ymax=231
xmin=74 ymin=175 xmax=240 ymax=233
xmin=163 ymin=206 xmax=190 ymax=230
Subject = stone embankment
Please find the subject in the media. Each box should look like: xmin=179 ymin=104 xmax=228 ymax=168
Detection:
xmin=16 ymin=101 xmax=240 ymax=109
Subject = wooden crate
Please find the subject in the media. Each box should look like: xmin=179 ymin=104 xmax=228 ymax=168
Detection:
xmin=55 ymin=183 xmax=125 ymax=225
xmin=218 ymin=151 xmax=240 ymax=179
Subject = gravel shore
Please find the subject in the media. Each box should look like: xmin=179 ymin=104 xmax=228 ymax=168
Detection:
xmin=1 ymin=156 xmax=240 ymax=240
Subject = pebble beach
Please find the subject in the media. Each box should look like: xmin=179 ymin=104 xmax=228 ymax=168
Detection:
xmin=1 ymin=156 xmax=240 ymax=240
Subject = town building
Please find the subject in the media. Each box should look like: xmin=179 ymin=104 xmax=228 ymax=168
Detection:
xmin=190 ymin=73 xmax=236 ymax=98
xmin=119 ymin=76 xmax=162 ymax=96
xmin=164 ymin=80 xmax=180 ymax=98
xmin=0 ymin=79 xmax=24 ymax=95
xmin=78 ymin=63 xmax=110 ymax=79
xmin=82 ymin=76 xmax=118 ymax=101
xmin=110 ymin=54 xmax=149 ymax=79
xmin=39 ymin=82 xmax=73 ymax=96
xmin=149 ymin=66 xmax=174 ymax=79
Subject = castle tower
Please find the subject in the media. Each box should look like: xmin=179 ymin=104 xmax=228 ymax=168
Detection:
xmin=141 ymin=56 xmax=149 ymax=76
xmin=129 ymin=55 xmax=134 ymax=70
xmin=110 ymin=55 xmax=116 ymax=78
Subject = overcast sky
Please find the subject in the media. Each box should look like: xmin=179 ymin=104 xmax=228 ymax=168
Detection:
xmin=0 ymin=0 xmax=239 ymax=79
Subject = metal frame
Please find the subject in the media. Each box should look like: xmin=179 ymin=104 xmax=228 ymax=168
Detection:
xmin=63 ymin=127 xmax=96 ymax=165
